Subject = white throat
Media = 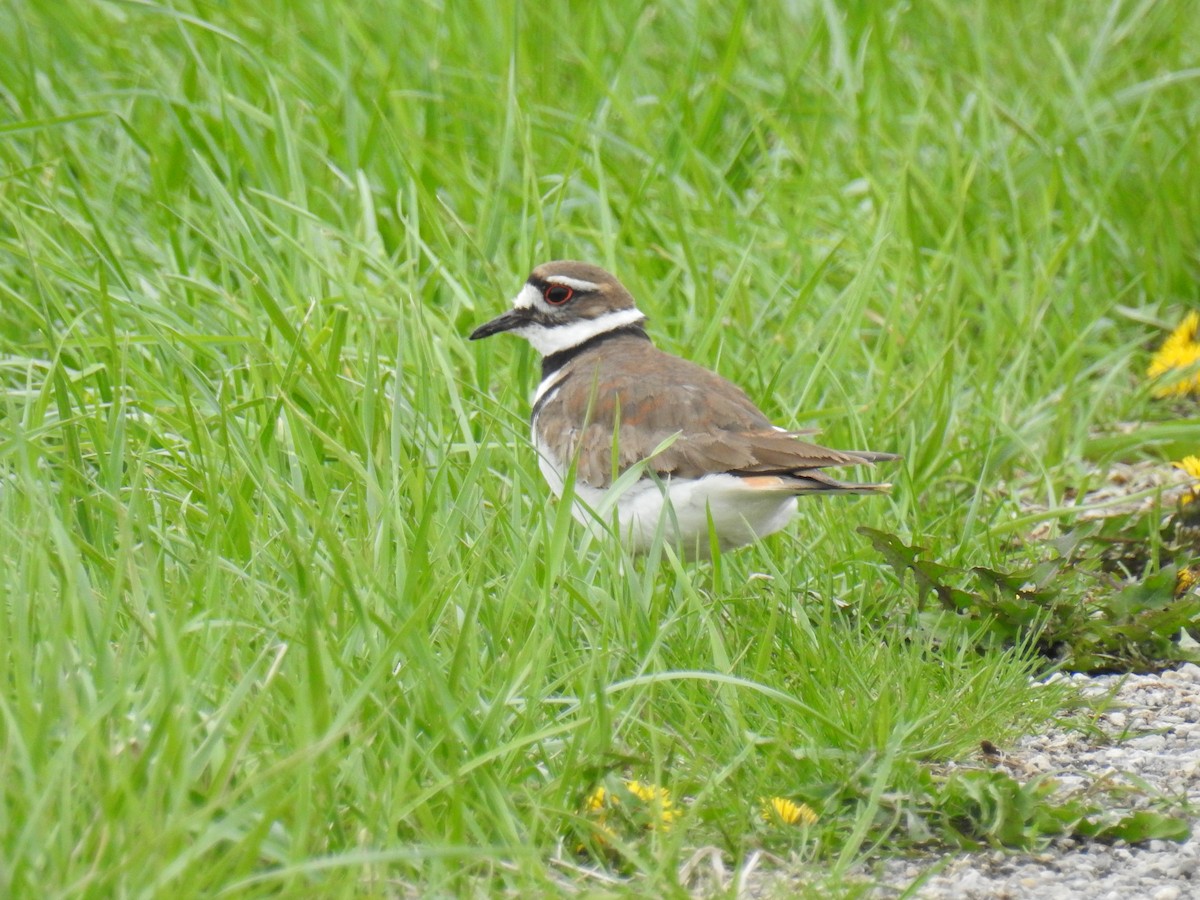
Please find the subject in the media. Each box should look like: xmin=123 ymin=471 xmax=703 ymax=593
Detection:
xmin=517 ymin=307 xmax=646 ymax=357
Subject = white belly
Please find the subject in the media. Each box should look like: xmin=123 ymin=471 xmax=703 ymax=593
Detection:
xmin=534 ymin=429 xmax=797 ymax=559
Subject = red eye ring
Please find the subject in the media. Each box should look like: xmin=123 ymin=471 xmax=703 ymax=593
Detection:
xmin=544 ymin=284 xmax=574 ymax=305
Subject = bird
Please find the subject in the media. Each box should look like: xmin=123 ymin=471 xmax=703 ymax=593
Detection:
xmin=470 ymin=260 xmax=898 ymax=559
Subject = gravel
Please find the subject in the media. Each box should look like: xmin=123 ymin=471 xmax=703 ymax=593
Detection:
xmin=868 ymin=663 xmax=1200 ymax=898
xmin=676 ymin=664 xmax=1200 ymax=899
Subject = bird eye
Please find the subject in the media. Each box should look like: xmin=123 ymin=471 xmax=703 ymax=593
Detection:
xmin=544 ymin=284 xmax=573 ymax=305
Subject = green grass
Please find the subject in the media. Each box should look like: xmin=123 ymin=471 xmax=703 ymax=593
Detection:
xmin=2 ymin=0 xmax=1198 ymax=895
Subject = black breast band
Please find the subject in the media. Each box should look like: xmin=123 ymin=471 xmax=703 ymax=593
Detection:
xmin=540 ymin=323 xmax=650 ymax=380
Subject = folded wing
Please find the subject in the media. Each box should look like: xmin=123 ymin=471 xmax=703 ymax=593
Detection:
xmin=537 ymin=343 xmax=897 ymax=490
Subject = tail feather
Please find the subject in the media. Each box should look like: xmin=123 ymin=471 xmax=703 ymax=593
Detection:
xmin=782 ymin=469 xmax=893 ymax=495
xmin=841 ymin=450 xmax=902 ymax=464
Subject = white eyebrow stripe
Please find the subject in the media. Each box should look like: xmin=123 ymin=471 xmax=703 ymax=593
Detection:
xmin=545 ymin=275 xmax=601 ymax=291
xmin=511 ymin=283 xmax=541 ymax=309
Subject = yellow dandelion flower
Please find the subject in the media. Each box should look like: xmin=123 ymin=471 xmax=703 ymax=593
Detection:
xmin=624 ymin=780 xmax=680 ymax=829
xmin=581 ymin=780 xmax=679 ymax=833
xmin=578 ymin=787 xmax=618 ymax=852
xmin=1178 ymin=566 xmax=1199 ymax=598
xmin=584 ymin=786 xmax=612 ymax=812
xmin=1175 ymin=456 xmax=1200 ymax=480
xmin=1148 ymin=312 xmax=1200 ymax=397
xmin=761 ymin=796 xmax=819 ymax=826
xmin=1174 ymin=456 xmax=1200 ymax=506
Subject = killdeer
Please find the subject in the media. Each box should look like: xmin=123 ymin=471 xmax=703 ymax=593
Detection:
xmin=470 ymin=261 xmax=898 ymax=558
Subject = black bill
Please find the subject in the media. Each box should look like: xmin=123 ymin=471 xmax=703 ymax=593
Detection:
xmin=469 ymin=307 xmax=536 ymax=340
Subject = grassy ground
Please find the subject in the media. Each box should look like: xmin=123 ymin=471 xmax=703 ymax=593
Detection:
xmin=2 ymin=0 xmax=1198 ymax=896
